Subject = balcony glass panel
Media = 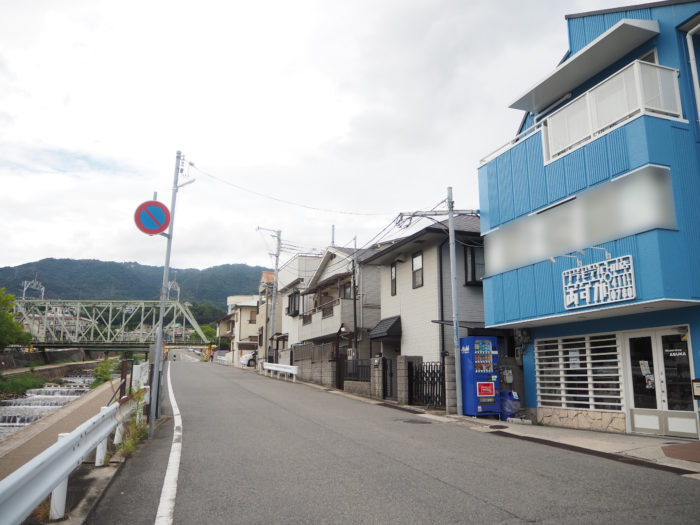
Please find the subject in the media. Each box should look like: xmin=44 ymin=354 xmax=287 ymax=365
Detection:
xmin=545 ymin=61 xmax=681 ymax=161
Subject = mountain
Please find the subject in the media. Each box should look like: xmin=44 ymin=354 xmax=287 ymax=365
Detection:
xmin=0 ymin=259 xmax=269 ymax=310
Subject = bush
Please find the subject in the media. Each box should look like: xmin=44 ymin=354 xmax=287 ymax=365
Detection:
xmin=0 ymin=373 xmax=46 ymax=398
xmin=91 ymin=358 xmax=114 ymax=388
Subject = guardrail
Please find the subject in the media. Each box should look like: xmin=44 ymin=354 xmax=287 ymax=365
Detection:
xmin=0 ymin=398 xmax=136 ymax=525
xmin=215 ymin=355 xmax=228 ymax=365
xmin=262 ymin=362 xmax=299 ymax=382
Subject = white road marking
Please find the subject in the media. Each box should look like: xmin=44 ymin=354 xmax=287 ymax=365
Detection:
xmin=154 ymin=363 xmax=182 ymax=525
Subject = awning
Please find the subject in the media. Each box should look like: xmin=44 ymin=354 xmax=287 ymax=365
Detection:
xmin=510 ymin=19 xmax=659 ymax=113
xmin=369 ymin=316 xmax=401 ymax=340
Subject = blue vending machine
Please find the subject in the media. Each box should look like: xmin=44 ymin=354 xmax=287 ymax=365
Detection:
xmin=460 ymin=336 xmax=500 ymax=417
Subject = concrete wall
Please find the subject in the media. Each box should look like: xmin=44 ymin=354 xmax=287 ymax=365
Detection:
xmin=344 ymin=380 xmax=370 ymax=397
xmin=295 ymin=359 xmax=337 ymax=388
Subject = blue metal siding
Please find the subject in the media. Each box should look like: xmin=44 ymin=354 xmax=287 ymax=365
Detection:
xmin=605 ymin=127 xmax=629 ymax=177
xmin=564 ymin=148 xmax=587 ymax=194
xmin=670 ymin=125 xmax=700 ymax=297
xmin=487 ymin=161 xmax=500 ymax=227
xmin=584 ymin=136 xmax=609 ymax=186
xmin=497 ymin=153 xmax=515 ymax=222
xmin=517 ymin=266 xmax=537 ymax=318
xmin=545 ymin=160 xmax=567 ymax=203
xmin=478 ymin=165 xmax=491 ymax=233
xmin=527 ymin=135 xmax=548 ymax=210
xmin=533 ymin=262 xmax=555 ymax=316
xmin=511 ymin=142 xmax=530 ymax=217
xmin=503 ymin=270 xmax=520 ymax=321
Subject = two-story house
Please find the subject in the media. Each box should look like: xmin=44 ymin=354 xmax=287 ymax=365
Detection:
xmin=225 ymin=296 xmax=258 ymax=366
xmin=362 ymin=216 xmax=519 ymax=402
xmin=276 ymin=253 xmax=322 ymax=365
xmin=298 ymin=247 xmax=381 ymax=363
xmin=478 ymin=1 xmax=700 ymax=438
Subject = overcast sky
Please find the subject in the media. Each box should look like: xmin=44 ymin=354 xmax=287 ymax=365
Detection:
xmin=1 ymin=0 xmax=623 ymax=271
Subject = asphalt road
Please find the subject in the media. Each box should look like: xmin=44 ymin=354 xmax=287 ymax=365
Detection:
xmin=88 ymin=354 xmax=700 ymax=524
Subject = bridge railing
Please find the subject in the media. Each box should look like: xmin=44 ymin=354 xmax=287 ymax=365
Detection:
xmin=0 ymin=396 xmax=140 ymax=524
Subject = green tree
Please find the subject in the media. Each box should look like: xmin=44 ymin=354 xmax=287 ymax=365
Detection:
xmin=0 ymin=288 xmax=31 ymax=350
xmin=190 ymin=324 xmax=216 ymax=343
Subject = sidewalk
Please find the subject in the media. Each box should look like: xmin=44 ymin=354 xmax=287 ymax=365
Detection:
xmin=447 ymin=413 xmax=700 ymax=479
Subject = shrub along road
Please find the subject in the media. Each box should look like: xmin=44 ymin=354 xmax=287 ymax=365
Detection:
xmin=88 ymin=355 xmax=699 ymax=524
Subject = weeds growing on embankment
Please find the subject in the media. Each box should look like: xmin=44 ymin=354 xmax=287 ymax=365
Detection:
xmin=0 ymin=373 xmax=45 ymax=399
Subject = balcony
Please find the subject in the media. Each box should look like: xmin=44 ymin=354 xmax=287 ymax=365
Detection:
xmin=481 ymin=60 xmax=682 ymax=167
xmin=298 ymin=298 xmax=355 ymax=341
xmin=543 ymin=60 xmax=681 ymax=161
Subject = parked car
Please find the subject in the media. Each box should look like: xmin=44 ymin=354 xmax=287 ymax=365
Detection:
xmin=240 ymin=351 xmax=256 ymax=367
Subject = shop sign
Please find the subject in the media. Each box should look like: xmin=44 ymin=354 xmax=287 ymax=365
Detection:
xmin=562 ymin=255 xmax=636 ymax=310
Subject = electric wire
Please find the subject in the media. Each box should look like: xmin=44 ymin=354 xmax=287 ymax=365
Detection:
xmin=190 ymin=164 xmax=387 ymax=217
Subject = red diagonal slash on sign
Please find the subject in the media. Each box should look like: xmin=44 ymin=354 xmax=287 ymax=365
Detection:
xmin=134 ymin=200 xmax=170 ymax=235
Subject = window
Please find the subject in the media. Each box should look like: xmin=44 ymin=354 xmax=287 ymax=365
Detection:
xmin=390 ymin=263 xmax=397 ymax=296
xmin=249 ymin=310 xmax=257 ymax=324
xmin=464 ymin=246 xmax=485 ymax=285
xmin=287 ymin=291 xmax=300 ymax=317
xmin=341 ymin=283 xmax=352 ymax=299
xmin=412 ymin=252 xmax=423 ymax=288
xmin=535 ymin=334 xmax=621 ymax=411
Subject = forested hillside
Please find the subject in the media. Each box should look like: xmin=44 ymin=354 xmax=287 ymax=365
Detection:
xmin=0 ymin=259 xmax=269 ymax=310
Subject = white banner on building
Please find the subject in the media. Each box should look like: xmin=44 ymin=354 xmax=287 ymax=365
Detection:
xmin=562 ymin=255 xmax=636 ymax=310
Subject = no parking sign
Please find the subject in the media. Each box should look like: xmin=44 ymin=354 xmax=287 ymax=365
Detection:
xmin=134 ymin=200 xmax=171 ymax=235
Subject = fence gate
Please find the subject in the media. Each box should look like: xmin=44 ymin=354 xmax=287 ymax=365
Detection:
xmin=383 ymin=358 xmax=397 ymax=400
xmin=410 ymin=361 xmax=444 ymax=408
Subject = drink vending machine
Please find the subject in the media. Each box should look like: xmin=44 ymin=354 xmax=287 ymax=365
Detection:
xmin=459 ymin=336 xmax=500 ymax=417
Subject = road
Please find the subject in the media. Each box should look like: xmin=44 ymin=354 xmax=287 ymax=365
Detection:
xmin=88 ymin=354 xmax=700 ymax=524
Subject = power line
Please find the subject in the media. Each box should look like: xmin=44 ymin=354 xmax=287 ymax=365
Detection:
xmin=190 ymin=164 xmax=387 ymax=217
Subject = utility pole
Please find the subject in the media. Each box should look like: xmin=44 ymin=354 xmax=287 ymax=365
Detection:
xmin=149 ymin=151 xmax=195 ymax=440
xmin=352 ymin=237 xmax=359 ymax=356
xmin=398 ymin=187 xmax=478 ymax=416
xmin=258 ymin=228 xmax=281 ymax=363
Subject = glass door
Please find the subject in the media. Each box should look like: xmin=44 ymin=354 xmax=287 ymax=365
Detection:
xmin=625 ymin=329 xmax=697 ymax=438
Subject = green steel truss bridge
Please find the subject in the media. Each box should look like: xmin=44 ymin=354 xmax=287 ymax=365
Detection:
xmin=12 ymin=299 xmax=209 ymax=351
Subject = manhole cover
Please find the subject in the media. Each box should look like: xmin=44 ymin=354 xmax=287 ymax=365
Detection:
xmin=489 ymin=424 xmax=508 ymax=430
xmin=403 ymin=419 xmax=432 ymax=424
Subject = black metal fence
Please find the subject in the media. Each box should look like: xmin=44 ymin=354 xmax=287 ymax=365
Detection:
xmin=409 ymin=361 xmax=444 ymax=408
xmin=344 ymin=359 xmax=370 ymax=382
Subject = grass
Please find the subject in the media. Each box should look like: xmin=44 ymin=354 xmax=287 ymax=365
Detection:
xmin=0 ymin=373 xmax=46 ymax=398
xmin=90 ymin=358 xmax=114 ymax=389
xmin=117 ymin=390 xmax=148 ymax=457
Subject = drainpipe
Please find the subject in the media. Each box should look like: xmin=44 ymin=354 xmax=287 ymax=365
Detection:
xmin=686 ymin=25 xmax=700 ymax=134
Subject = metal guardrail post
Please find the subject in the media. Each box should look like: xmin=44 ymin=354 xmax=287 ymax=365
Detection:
xmin=49 ymin=433 xmax=70 ymax=520
xmin=95 ymin=406 xmax=111 ymax=467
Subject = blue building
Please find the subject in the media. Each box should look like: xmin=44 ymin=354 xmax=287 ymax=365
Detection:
xmin=478 ymin=1 xmax=700 ymax=439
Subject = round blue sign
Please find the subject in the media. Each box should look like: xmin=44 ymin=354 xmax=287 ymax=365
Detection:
xmin=134 ymin=200 xmax=171 ymax=235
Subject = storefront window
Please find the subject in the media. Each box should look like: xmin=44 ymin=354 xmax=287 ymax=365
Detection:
xmin=535 ymin=333 xmax=621 ymax=411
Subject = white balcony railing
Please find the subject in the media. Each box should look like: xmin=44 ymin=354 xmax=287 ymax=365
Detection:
xmin=543 ymin=60 xmax=682 ymax=161
xmin=479 ymin=60 xmax=682 ymax=166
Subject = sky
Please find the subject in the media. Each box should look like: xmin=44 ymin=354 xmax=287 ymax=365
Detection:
xmin=0 ymin=0 xmax=625 ymax=271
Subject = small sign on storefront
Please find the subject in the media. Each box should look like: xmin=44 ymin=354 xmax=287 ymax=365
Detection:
xmin=692 ymin=379 xmax=700 ymax=400
xmin=562 ymin=255 xmax=636 ymax=310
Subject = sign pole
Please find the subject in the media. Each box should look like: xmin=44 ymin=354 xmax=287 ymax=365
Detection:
xmin=149 ymin=150 xmax=182 ymax=440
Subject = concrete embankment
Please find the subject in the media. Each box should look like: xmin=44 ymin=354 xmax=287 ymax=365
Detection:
xmin=0 ymin=377 xmax=123 ymax=481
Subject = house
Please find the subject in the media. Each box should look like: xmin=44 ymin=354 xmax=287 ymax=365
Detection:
xmin=255 ymin=271 xmax=283 ymax=364
xmin=362 ymin=216 xmax=519 ymax=403
xmin=222 ymin=295 xmax=258 ymax=366
xmin=298 ymin=247 xmax=381 ymax=364
xmin=478 ymin=1 xmax=700 ymax=438
xmin=275 ymin=254 xmax=322 ymax=365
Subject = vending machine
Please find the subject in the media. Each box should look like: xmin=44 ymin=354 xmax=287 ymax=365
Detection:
xmin=460 ymin=336 xmax=500 ymax=417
